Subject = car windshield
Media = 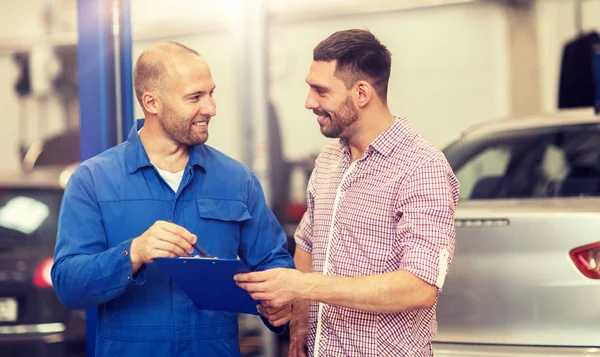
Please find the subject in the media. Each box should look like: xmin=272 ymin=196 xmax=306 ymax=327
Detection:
xmin=443 ymin=123 xmax=600 ymax=200
xmin=0 ymin=187 xmax=62 ymax=245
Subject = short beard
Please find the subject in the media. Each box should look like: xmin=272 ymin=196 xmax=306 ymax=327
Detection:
xmin=320 ymin=96 xmax=359 ymax=139
xmin=159 ymin=102 xmax=209 ymax=146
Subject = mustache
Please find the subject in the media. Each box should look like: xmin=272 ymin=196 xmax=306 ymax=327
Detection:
xmin=313 ymin=110 xmax=329 ymax=117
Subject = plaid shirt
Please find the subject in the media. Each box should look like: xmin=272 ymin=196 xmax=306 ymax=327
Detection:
xmin=295 ymin=117 xmax=460 ymax=357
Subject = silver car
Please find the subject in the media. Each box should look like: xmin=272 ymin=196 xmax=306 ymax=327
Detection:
xmin=433 ymin=110 xmax=600 ymax=356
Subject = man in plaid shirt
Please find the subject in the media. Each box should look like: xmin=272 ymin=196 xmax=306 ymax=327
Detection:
xmin=235 ymin=29 xmax=460 ymax=356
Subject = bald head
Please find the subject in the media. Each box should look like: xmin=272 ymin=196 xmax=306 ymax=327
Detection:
xmin=133 ymin=42 xmax=202 ymax=108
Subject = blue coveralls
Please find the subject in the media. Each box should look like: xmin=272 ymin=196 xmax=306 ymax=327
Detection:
xmin=52 ymin=120 xmax=295 ymax=356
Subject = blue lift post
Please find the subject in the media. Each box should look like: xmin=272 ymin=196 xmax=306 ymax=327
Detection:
xmin=118 ymin=0 xmax=135 ymax=140
xmin=76 ymin=0 xmax=134 ymax=355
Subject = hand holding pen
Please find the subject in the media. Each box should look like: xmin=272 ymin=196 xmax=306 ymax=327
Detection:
xmin=129 ymin=220 xmax=197 ymax=273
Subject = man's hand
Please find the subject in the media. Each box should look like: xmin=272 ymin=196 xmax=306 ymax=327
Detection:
xmin=130 ymin=221 xmax=196 ymax=273
xmin=257 ymin=303 xmax=292 ymax=327
xmin=234 ymin=268 xmax=309 ymax=308
xmin=289 ymin=300 xmax=309 ymax=357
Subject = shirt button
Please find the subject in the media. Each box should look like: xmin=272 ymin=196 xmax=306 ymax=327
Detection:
xmin=123 ymin=251 xmax=129 ymax=257
xmin=127 ymin=276 xmax=131 ymax=281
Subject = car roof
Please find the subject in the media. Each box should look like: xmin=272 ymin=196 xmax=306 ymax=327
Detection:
xmin=0 ymin=165 xmax=76 ymax=190
xmin=460 ymin=108 xmax=600 ymax=140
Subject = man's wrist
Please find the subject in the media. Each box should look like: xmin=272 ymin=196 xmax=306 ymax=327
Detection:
xmin=301 ymin=272 xmax=321 ymax=301
xmin=129 ymin=238 xmax=144 ymax=273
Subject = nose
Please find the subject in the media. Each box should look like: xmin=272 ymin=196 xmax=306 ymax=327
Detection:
xmin=305 ymin=91 xmax=318 ymax=110
xmin=200 ymin=96 xmax=216 ymax=117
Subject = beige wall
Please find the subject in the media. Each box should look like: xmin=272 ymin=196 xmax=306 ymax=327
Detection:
xmin=270 ymin=1 xmax=510 ymax=161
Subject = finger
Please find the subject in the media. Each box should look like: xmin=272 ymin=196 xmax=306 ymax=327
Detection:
xmin=267 ymin=307 xmax=292 ymax=322
xmin=233 ymin=271 xmax=268 ymax=283
xmin=233 ymin=273 xmax=250 ymax=282
xmin=152 ymin=240 xmax=188 ymax=257
xmin=265 ymin=305 xmax=287 ymax=315
xmin=271 ymin=315 xmax=292 ymax=326
xmin=159 ymin=221 xmax=197 ymax=243
xmin=254 ymin=298 xmax=285 ymax=309
xmin=249 ymin=293 xmax=271 ymax=301
xmin=268 ymin=300 xmax=286 ymax=309
xmin=155 ymin=230 xmax=194 ymax=254
xmin=269 ymin=314 xmax=291 ymax=327
xmin=150 ymin=249 xmax=177 ymax=259
xmin=236 ymin=282 xmax=269 ymax=293
xmin=256 ymin=304 xmax=266 ymax=317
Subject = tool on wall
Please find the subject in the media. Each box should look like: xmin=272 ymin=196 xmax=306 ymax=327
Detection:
xmin=557 ymin=0 xmax=599 ymax=110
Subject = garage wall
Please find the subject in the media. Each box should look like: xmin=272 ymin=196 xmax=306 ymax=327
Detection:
xmin=270 ymin=1 xmax=510 ymax=162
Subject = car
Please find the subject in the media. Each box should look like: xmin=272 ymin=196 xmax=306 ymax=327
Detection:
xmin=433 ymin=109 xmax=600 ymax=356
xmin=0 ymin=166 xmax=86 ymax=357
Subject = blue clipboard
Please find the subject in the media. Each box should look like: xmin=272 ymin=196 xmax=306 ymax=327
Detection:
xmin=154 ymin=257 xmax=259 ymax=315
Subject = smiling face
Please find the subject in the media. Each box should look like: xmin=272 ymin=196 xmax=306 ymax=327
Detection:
xmin=156 ymin=55 xmax=216 ymax=146
xmin=304 ymin=60 xmax=359 ymax=139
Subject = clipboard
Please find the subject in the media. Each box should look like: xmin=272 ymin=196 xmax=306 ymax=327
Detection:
xmin=154 ymin=257 xmax=259 ymax=315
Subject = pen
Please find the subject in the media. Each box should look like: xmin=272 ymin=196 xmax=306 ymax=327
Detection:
xmin=165 ymin=219 xmax=216 ymax=258
xmin=191 ymin=241 xmax=216 ymax=258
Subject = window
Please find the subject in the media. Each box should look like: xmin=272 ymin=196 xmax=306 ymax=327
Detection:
xmin=444 ymin=123 xmax=600 ymax=200
xmin=455 ymin=147 xmax=510 ymax=199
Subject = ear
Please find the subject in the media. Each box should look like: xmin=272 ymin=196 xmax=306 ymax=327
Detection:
xmin=354 ymin=80 xmax=372 ymax=109
xmin=142 ymin=92 xmax=160 ymax=115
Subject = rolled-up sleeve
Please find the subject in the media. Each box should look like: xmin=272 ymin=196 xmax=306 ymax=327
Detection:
xmin=394 ymin=157 xmax=459 ymax=289
xmin=51 ymin=165 xmax=146 ymax=310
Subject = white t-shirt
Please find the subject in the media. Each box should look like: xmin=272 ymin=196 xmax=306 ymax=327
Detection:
xmin=154 ymin=166 xmax=184 ymax=193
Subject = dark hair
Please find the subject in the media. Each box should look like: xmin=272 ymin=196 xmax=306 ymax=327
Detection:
xmin=313 ymin=29 xmax=391 ymax=102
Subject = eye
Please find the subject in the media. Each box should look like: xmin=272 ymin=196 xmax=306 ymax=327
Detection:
xmin=315 ymin=88 xmax=327 ymax=96
xmin=210 ymin=90 xmax=215 ymax=96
